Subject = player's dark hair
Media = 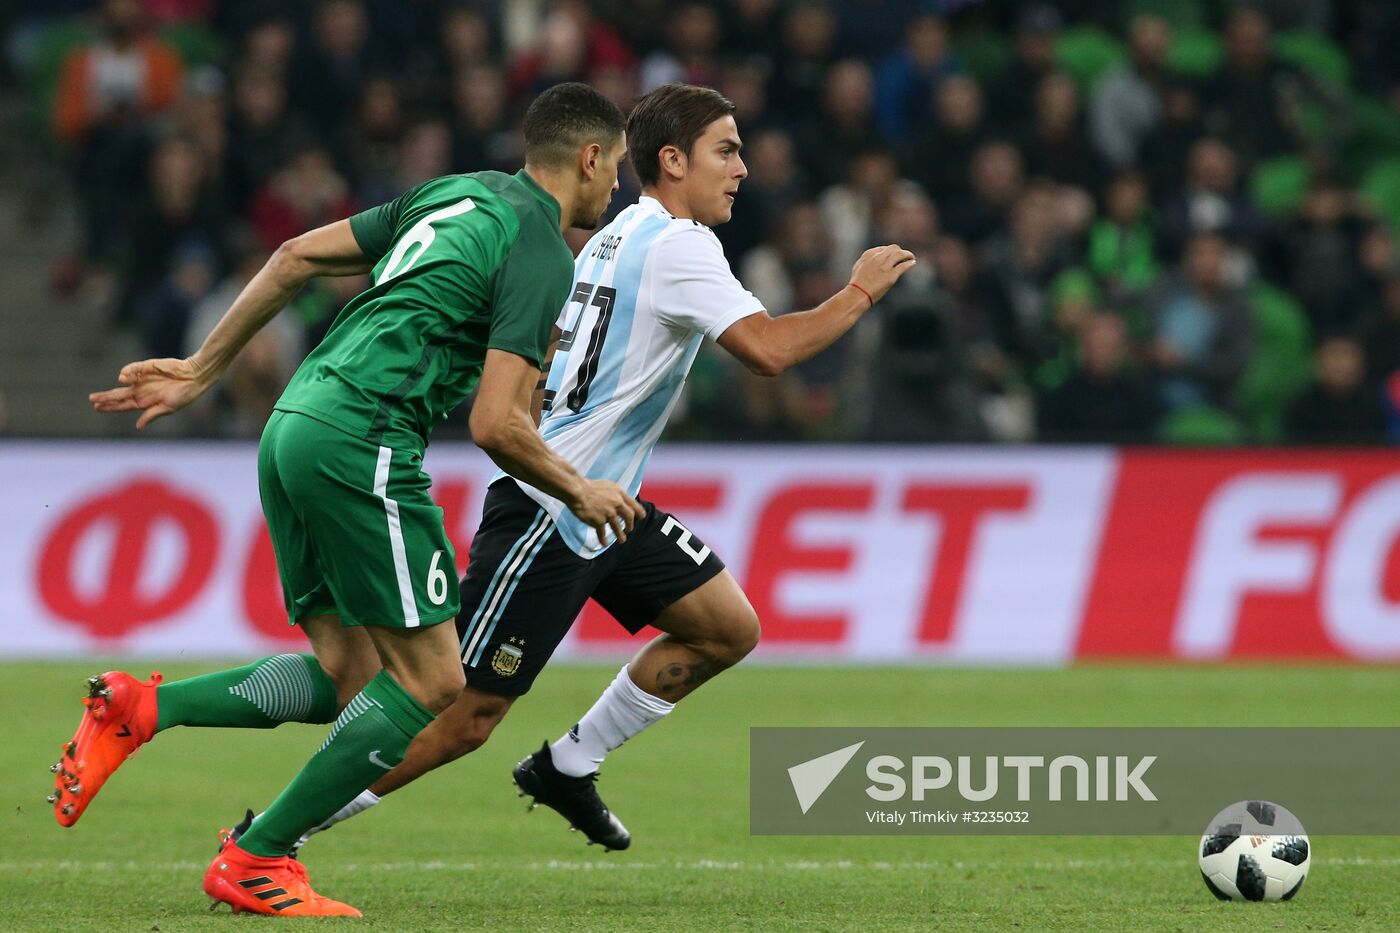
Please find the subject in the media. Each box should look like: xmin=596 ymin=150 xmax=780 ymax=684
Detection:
xmin=627 ymin=84 xmax=737 ymax=188
xmin=522 ymin=82 xmax=626 ymax=168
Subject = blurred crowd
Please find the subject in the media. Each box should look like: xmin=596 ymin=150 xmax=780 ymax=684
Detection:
xmin=15 ymin=0 xmax=1400 ymax=444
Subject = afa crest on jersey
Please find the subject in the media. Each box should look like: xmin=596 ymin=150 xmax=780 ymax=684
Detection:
xmin=491 ymin=639 xmax=525 ymax=677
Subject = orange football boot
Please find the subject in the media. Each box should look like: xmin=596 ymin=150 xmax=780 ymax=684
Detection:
xmin=50 ymin=671 xmax=162 ymax=827
xmin=204 ymin=841 xmax=362 ymax=917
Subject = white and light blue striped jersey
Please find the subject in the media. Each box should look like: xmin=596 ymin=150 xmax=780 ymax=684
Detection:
xmin=510 ymin=196 xmax=764 ymax=557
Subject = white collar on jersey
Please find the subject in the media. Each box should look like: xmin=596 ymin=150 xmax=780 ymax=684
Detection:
xmin=637 ymin=195 xmax=674 ymax=219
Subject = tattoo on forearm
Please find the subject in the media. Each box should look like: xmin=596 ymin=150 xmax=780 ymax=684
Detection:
xmin=655 ymin=657 xmax=723 ymax=697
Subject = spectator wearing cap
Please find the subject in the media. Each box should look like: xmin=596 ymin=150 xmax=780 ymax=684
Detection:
xmin=1146 ymin=232 xmax=1254 ymax=412
xmin=1090 ymin=13 xmax=1171 ymax=169
xmin=1286 ymin=337 xmax=1388 ymax=444
xmin=987 ymin=3 xmax=1062 ymax=135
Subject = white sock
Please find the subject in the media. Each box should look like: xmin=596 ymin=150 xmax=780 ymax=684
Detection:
xmin=259 ymin=789 xmax=381 ymax=852
xmin=549 ymin=665 xmax=674 ymax=777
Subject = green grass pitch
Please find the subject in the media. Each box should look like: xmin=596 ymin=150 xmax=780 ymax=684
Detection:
xmin=3 ymin=662 xmax=1397 ymax=931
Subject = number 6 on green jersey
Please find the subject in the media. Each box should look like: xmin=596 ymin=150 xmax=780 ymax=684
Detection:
xmin=264 ymin=170 xmax=575 ymax=630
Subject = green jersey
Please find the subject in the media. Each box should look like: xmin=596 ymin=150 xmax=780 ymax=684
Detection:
xmin=275 ymin=169 xmax=573 ymax=453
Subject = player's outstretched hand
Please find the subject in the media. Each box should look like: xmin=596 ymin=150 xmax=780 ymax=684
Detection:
xmin=89 ymin=357 xmax=211 ymax=430
xmin=849 ymin=244 xmax=917 ymax=305
xmin=570 ymin=479 xmax=646 ymax=547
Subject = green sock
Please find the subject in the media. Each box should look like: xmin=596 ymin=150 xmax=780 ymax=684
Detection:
xmin=155 ymin=654 xmax=339 ymax=732
xmin=237 ymin=670 xmax=434 ymax=857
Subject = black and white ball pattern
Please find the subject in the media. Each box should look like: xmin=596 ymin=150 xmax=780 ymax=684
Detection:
xmin=1198 ymin=800 xmax=1310 ymax=902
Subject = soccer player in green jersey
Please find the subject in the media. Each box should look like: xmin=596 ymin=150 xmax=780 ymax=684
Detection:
xmin=58 ymin=82 xmax=644 ymax=917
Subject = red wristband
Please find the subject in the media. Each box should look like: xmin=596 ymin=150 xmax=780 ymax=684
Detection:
xmin=848 ymin=281 xmax=873 ymax=308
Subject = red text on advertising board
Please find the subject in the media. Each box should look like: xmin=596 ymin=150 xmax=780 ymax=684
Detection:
xmin=38 ymin=479 xmax=218 ymax=639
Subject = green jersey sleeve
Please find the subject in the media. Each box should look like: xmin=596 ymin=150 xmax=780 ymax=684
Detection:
xmin=347 ymin=182 xmax=426 ymax=260
xmin=486 ymin=218 xmax=572 ymax=368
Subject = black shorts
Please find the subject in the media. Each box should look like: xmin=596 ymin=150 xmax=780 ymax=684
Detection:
xmin=456 ymin=480 xmax=725 ymax=696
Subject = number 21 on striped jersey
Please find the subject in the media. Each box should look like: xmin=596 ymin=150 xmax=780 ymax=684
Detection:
xmin=377 ymin=197 xmax=476 ymax=283
xmin=559 ymin=280 xmax=618 ymax=413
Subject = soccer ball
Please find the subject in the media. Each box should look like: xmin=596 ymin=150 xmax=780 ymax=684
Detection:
xmin=1197 ymin=800 xmax=1310 ymax=902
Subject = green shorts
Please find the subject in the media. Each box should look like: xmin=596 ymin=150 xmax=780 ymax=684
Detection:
xmin=258 ymin=410 xmax=459 ymax=629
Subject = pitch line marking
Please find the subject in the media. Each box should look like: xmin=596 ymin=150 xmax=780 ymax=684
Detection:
xmin=1 ymin=856 xmax=1395 ymax=873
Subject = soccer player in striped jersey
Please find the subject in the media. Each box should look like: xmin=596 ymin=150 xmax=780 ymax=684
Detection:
xmin=233 ymin=83 xmax=914 ymax=854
